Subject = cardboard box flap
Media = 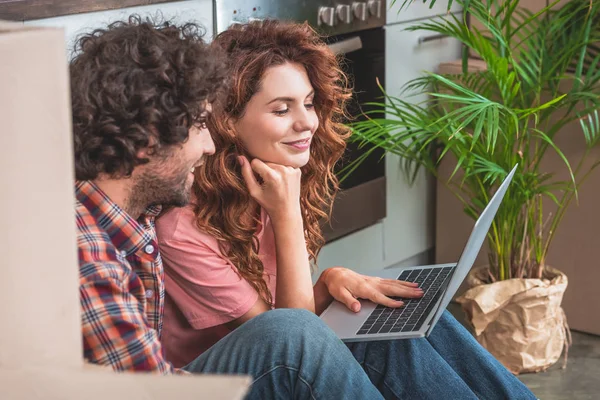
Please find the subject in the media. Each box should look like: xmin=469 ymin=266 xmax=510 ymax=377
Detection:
xmin=1 ymin=19 xmax=81 ymax=370
xmin=1 ymin=366 xmax=251 ymax=400
xmin=0 ymin=19 xmax=55 ymax=32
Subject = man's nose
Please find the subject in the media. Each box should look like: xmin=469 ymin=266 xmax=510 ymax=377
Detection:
xmin=204 ymin=131 xmax=216 ymax=155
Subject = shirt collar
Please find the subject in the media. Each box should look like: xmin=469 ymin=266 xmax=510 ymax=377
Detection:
xmin=75 ymin=181 xmax=161 ymax=257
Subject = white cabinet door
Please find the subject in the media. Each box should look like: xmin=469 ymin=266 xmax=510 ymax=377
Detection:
xmin=24 ymin=0 xmax=213 ymax=49
xmin=383 ymin=15 xmax=462 ymax=267
xmin=316 ymin=222 xmax=384 ymax=277
xmin=387 ymin=0 xmax=462 ymax=25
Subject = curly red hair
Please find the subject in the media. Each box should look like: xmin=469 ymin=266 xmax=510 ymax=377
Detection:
xmin=193 ymin=20 xmax=351 ymax=305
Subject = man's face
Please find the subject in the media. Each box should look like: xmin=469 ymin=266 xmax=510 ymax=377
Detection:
xmin=134 ymin=121 xmax=215 ymax=208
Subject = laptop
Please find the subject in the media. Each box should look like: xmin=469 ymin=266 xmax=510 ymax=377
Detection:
xmin=320 ymin=165 xmax=518 ymax=342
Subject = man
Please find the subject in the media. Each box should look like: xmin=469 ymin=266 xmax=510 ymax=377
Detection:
xmin=71 ymin=17 xmax=383 ymax=399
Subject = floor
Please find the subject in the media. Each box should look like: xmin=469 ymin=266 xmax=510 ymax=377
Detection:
xmin=448 ymin=303 xmax=600 ymax=400
xmin=517 ymin=331 xmax=600 ymax=400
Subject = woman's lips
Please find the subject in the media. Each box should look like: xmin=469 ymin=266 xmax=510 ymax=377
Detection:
xmin=283 ymin=138 xmax=311 ymax=151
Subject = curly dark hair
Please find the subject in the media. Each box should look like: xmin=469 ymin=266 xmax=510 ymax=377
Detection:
xmin=70 ymin=15 xmax=228 ymax=180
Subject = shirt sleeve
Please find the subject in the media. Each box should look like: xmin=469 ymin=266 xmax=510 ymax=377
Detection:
xmin=159 ymin=237 xmax=260 ymax=330
xmin=80 ymin=265 xmax=182 ymax=374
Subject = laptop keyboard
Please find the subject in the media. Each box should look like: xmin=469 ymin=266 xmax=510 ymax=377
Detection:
xmin=356 ymin=266 xmax=454 ymax=335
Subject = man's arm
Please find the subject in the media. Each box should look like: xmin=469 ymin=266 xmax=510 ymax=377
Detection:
xmin=80 ymin=267 xmax=177 ymax=374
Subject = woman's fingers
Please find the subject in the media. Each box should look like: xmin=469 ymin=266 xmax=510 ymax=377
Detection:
xmin=345 ymin=281 xmax=404 ymax=308
xmin=238 ymin=156 xmax=261 ymax=195
xmin=264 ymin=162 xmax=287 ymax=173
xmin=324 ymin=268 xmax=408 ymax=309
xmin=377 ymin=278 xmax=419 ymax=288
xmin=238 ymin=156 xmax=302 ymax=220
xmin=377 ymin=280 xmax=424 ymax=298
xmin=363 ymin=289 xmax=404 ymax=308
xmin=387 ymin=279 xmax=419 ymax=288
xmin=331 ymin=287 xmax=362 ymax=313
xmin=249 ymin=158 xmax=278 ymax=184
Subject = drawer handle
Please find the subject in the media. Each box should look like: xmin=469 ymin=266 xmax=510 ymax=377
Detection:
xmin=418 ymin=34 xmax=449 ymax=44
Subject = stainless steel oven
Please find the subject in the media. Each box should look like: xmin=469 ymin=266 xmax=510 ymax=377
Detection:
xmin=214 ymin=0 xmax=387 ymax=242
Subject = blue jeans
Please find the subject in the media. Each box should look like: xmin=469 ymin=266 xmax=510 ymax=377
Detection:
xmin=184 ymin=309 xmax=535 ymax=400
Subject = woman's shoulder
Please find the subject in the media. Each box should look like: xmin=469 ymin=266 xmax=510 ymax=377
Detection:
xmin=155 ymin=204 xmax=218 ymax=247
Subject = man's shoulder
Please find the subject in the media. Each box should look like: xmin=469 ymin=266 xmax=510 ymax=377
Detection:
xmin=75 ymin=199 xmax=130 ymax=282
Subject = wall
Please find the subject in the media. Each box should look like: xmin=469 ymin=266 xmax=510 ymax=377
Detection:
xmin=23 ymin=0 xmax=213 ymax=48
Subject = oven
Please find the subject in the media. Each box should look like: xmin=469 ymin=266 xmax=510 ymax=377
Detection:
xmin=214 ymin=0 xmax=387 ymax=242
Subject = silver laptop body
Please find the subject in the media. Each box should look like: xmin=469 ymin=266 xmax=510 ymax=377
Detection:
xmin=320 ymin=165 xmax=517 ymax=342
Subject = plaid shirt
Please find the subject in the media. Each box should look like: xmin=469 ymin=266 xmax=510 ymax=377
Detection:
xmin=76 ymin=180 xmax=177 ymax=373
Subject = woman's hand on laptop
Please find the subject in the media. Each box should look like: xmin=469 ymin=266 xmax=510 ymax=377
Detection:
xmin=319 ymin=267 xmax=424 ymax=313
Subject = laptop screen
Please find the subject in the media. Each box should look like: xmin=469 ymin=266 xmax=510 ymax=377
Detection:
xmin=425 ymin=164 xmax=518 ymax=334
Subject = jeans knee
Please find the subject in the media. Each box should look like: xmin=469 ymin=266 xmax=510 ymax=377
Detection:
xmin=438 ymin=310 xmax=469 ymax=334
xmin=256 ymin=308 xmax=324 ymax=331
xmin=254 ymin=308 xmax=339 ymax=346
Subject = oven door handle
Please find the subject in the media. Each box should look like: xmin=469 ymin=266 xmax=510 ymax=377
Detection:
xmin=328 ymin=36 xmax=363 ymax=55
xmin=418 ymin=34 xmax=449 ymax=45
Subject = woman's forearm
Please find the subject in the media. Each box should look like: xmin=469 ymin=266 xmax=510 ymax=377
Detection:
xmin=271 ymin=210 xmax=315 ymax=312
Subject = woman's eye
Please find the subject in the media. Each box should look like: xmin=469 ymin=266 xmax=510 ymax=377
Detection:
xmin=305 ymin=103 xmax=314 ymax=110
xmin=273 ymin=108 xmax=289 ymax=116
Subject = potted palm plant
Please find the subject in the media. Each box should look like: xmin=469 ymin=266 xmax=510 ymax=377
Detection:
xmin=349 ymin=0 xmax=600 ymax=374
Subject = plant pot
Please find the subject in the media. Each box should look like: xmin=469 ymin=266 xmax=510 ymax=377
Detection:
xmin=456 ymin=266 xmax=570 ymax=375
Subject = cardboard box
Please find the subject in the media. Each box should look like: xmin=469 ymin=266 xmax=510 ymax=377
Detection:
xmin=435 ymin=59 xmax=600 ymax=336
xmin=0 ymin=21 xmax=249 ymax=399
xmin=0 ymin=19 xmax=82 ymax=369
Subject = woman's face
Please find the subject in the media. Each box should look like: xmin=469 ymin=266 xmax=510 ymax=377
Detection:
xmin=234 ymin=62 xmax=319 ymax=168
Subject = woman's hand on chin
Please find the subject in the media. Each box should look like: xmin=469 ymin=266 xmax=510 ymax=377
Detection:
xmin=238 ymin=155 xmax=302 ymax=222
xmin=320 ymin=267 xmax=424 ymax=313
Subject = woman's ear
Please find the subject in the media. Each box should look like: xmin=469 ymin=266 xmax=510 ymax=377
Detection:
xmin=226 ymin=117 xmax=237 ymax=138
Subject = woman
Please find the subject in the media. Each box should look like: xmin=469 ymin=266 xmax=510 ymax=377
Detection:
xmin=156 ymin=20 xmax=535 ymax=400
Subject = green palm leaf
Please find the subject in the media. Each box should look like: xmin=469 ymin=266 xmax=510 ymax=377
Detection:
xmin=350 ymin=0 xmax=600 ymax=280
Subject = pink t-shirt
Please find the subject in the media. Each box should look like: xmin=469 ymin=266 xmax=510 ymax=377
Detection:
xmin=156 ymin=205 xmax=277 ymax=368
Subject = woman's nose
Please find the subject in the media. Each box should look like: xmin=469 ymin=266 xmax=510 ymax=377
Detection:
xmin=293 ymin=108 xmax=317 ymax=133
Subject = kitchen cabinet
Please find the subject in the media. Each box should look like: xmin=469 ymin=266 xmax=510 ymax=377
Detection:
xmin=387 ymin=0 xmax=462 ymax=25
xmin=382 ymin=15 xmax=462 ymax=268
xmin=24 ymin=0 xmax=213 ymax=48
